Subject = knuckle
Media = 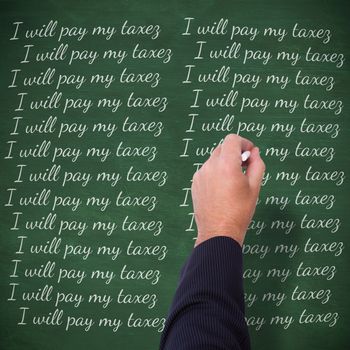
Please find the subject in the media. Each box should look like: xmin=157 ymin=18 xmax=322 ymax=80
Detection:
xmin=225 ymin=133 xmax=239 ymax=143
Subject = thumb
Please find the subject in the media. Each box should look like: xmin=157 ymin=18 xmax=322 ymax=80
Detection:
xmin=245 ymin=147 xmax=266 ymax=194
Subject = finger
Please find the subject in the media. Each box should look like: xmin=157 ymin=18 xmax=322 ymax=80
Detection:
xmin=245 ymin=147 xmax=266 ymax=193
xmin=220 ymin=134 xmax=254 ymax=165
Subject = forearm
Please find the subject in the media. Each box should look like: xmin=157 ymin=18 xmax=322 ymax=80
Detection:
xmin=159 ymin=236 xmax=251 ymax=350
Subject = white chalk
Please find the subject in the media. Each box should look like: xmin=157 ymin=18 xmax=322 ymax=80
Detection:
xmin=241 ymin=151 xmax=251 ymax=162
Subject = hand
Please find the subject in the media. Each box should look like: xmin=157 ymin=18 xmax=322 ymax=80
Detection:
xmin=191 ymin=134 xmax=265 ymax=248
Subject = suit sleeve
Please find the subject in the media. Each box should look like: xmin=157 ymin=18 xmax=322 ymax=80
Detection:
xmin=159 ymin=236 xmax=251 ymax=350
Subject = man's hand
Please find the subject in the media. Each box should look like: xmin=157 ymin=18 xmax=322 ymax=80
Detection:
xmin=192 ymin=134 xmax=265 ymax=248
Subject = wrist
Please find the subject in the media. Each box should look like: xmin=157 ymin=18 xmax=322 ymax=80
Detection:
xmin=195 ymin=232 xmax=245 ymax=248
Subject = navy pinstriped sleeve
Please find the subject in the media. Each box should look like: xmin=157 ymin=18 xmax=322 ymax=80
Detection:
xmin=159 ymin=236 xmax=251 ymax=350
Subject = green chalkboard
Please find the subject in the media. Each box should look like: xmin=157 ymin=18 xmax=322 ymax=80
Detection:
xmin=0 ymin=0 xmax=349 ymax=349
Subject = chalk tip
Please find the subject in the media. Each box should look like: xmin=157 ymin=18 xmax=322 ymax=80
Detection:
xmin=241 ymin=151 xmax=251 ymax=162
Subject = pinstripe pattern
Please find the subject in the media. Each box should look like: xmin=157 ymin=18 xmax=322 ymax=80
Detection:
xmin=160 ymin=236 xmax=250 ymax=349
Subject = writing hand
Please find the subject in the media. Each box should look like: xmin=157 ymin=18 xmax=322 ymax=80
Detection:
xmin=192 ymin=133 xmax=265 ymax=247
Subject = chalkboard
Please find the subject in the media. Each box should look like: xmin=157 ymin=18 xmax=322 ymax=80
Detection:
xmin=0 ymin=0 xmax=349 ymax=349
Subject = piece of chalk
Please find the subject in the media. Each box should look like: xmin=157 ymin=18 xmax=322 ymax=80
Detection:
xmin=241 ymin=151 xmax=251 ymax=162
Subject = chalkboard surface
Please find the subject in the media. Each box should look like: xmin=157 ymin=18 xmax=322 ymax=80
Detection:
xmin=0 ymin=0 xmax=349 ymax=349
